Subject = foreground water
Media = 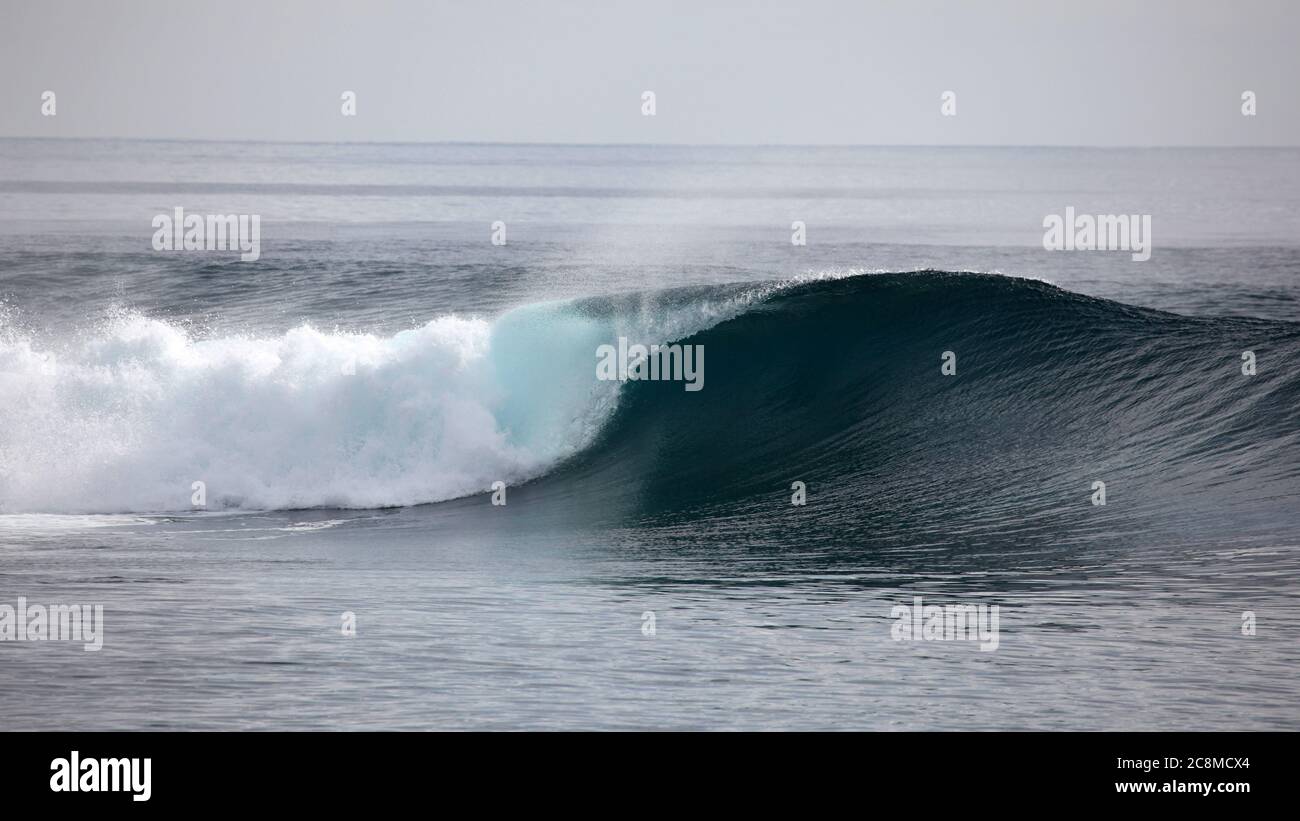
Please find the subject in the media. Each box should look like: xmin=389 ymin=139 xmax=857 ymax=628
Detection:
xmin=1 ymin=141 xmax=1298 ymax=729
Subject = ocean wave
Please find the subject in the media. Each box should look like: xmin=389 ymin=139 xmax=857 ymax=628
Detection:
xmin=3 ymin=271 xmax=1298 ymax=521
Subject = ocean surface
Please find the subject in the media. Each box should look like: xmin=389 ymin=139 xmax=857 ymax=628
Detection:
xmin=1 ymin=140 xmax=1298 ymax=730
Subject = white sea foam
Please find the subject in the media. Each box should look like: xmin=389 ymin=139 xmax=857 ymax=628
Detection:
xmin=0 ymin=286 xmax=786 ymax=514
xmin=0 ymin=513 xmax=155 ymax=531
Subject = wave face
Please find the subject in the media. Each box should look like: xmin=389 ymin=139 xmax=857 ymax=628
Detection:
xmin=517 ymin=273 xmax=1300 ymax=542
xmin=3 ymin=272 xmax=1299 ymax=528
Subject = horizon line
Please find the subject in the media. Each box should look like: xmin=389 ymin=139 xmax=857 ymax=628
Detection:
xmin=1 ymin=135 xmax=1297 ymax=150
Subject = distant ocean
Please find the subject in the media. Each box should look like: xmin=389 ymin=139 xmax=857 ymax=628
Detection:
xmin=1 ymin=139 xmax=1298 ymax=729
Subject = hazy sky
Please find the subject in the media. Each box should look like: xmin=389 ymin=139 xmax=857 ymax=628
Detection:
xmin=2 ymin=0 xmax=1296 ymax=145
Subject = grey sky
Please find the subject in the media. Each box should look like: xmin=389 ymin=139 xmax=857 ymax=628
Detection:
xmin=1 ymin=0 xmax=1296 ymax=145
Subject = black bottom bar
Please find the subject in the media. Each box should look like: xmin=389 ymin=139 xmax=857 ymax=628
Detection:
xmin=4 ymin=732 xmax=1281 ymax=808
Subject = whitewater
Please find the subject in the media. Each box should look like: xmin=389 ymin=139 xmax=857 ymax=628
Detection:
xmin=0 ymin=278 xmax=794 ymax=513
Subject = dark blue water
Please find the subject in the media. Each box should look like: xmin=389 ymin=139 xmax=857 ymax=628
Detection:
xmin=1 ymin=141 xmax=1298 ymax=729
